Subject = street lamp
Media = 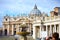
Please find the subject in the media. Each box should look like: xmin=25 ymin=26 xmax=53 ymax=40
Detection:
xmin=40 ymin=17 xmax=47 ymax=40
xmin=41 ymin=20 xmax=44 ymax=31
xmin=40 ymin=17 xmax=45 ymax=40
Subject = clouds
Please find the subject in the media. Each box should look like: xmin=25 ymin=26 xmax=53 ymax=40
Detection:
xmin=0 ymin=0 xmax=33 ymax=13
xmin=0 ymin=0 xmax=34 ymax=27
xmin=0 ymin=0 xmax=60 ymax=27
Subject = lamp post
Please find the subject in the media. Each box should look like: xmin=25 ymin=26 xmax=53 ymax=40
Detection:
xmin=40 ymin=17 xmax=44 ymax=40
xmin=41 ymin=20 xmax=44 ymax=31
xmin=41 ymin=17 xmax=47 ymax=40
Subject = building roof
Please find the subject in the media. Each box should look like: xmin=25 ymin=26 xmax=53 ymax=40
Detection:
xmin=30 ymin=4 xmax=41 ymax=15
xmin=54 ymin=7 xmax=60 ymax=9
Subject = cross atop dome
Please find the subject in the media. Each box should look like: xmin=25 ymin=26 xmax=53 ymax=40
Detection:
xmin=29 ymin=4 xmax=41 ymax=16
xmin=34 ymin=4 xmax=37 ymax=9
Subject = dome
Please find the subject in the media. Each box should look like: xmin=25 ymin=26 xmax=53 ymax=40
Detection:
xmin=30 ymin=4 xmax=41 ymax=15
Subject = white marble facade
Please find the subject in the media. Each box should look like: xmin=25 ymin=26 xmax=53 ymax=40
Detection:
xmin=2 ymin=5 xmax=60 ymax=39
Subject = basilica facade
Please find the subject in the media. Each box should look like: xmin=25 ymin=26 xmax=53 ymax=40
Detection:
xmin=2 ymin=5 xmax=60 ymax=39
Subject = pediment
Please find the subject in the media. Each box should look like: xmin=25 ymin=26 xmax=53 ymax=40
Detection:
xmin=16 ymin=17 xmax=31 ymax=22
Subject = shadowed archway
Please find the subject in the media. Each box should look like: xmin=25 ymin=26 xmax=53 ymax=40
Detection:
xmin=0 ymin=30 xmax=2 ymax=36
xmin=14 ymin=31 xmax=16 ymax=35
xmin=4 ymin=29 xmax=7 ymax=35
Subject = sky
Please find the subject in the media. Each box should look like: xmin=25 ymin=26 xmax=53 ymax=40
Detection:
xmin=0 ymin=0 xmax=60 ymax=27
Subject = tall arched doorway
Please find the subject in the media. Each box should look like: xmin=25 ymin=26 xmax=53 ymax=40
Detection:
xmin=14 ymin=31 xmax=16 ymax=35
xmin=36 ymin=26 xmax=40 ymax=38
xmin=4 ymin=29 xmax=7 ymax=35
xmin=0 ymin=30 xmax=2 ymax=36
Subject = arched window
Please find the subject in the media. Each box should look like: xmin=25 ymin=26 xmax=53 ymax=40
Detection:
xmin=6 ymin=18 xmax=7 ymax=21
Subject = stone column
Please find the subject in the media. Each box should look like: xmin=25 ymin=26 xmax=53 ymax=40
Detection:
xmin=57 ymin=25 xmax=59 ymax=33
xmin=46 ymin=25 xmax=48 ymax=36
xmin=53 ymin=25 xmax=54 ymax=33
xmin=59 ymin=24 xmax=60 ymax=38
xmin=16 ymin=24 xmax=17 ymax=33
xmin=40 ymin=26 xmax=41 ymax=38
xmin=41 ymin=24 xmax=44 ymax=31
xmin=7 ymin=25 xmax=9 ymax=35
xmin=16 ymin=24 xmax=19 ymax=34
xmin=29 ymin=24 xmax=32 ymax=34
xmin=54 ymin=24 xmax=56 ymax=32
xmin=27 ymin=23 xmax=30 ymax=32
xmin=3 ymin=25 xmax=5 ymax=35
xmin=33 ymin=25 xmax=36 ymax=39
xmin=27 ymin=23 xmax=31 ymax=35
xmin=12 ymin=25 xmax=14 ymax=35
xmin=17 ymin=24 xmax=19 ymax=32
xmin=50 ymin=25 xmax=52 ymax=37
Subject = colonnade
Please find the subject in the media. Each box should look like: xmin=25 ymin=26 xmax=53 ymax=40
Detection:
xmin=33 ymin=24 xmax=60 ymax=39
xmin=3 ymin=23 xmax=31 ymax=35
